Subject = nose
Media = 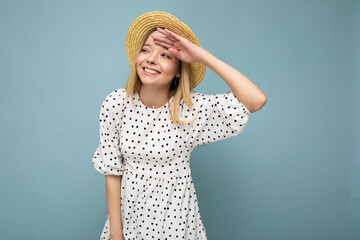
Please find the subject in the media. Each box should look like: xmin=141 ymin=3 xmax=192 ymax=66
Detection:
xmin=146 ymin=52 xmax=157 ymax=64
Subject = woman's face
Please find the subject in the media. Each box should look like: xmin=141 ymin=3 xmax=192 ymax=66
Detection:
xmin=135 ymin=31 xmax=180 ymax=89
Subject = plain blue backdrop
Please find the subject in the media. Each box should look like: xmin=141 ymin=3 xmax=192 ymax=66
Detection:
xmin=0 ymin=0 xmax=358 ymax=239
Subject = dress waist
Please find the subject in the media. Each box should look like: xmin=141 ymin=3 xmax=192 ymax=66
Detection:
xmin=124 ymin=163 xmax=191 ymax=180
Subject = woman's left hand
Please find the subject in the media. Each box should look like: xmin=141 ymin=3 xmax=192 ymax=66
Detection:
xmin=151 ymin=28 xmax=206 ymax=64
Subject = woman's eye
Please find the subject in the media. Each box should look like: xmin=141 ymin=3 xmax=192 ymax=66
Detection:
xmin=140 ymin=49 xmax=169 ymax=58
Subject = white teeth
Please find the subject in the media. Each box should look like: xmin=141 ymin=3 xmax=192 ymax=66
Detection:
xmin=144 ymin=68 xmax=159 ymax=74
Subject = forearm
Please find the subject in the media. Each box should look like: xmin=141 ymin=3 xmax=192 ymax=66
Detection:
xmin=105 ymin=175 xmax=123 ymax=236
xmin=198 ymin=48 xmax=267 ymax=113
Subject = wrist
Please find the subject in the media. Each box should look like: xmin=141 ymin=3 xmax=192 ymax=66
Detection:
xmin=110 ymin=231 xmax=123 ymax=237
xmin=197 ymin=48 xmax=213 ymax=67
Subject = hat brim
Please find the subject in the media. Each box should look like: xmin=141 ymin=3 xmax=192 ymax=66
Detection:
xmin=126 ymin=11 xmax=206 ymax=89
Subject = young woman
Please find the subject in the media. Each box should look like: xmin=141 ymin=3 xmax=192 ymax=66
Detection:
xmin=92 ymin=11 xmax=266 ymax=240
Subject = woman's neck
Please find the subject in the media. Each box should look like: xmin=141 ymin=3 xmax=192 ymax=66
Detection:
xmin=138 ymin=87 xmax=171 ymax=108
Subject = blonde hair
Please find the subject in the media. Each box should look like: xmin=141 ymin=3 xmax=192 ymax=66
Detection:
xmin=124 ymin=27 xmax=197 ymax=126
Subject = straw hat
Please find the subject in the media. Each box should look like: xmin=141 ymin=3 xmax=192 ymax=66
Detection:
xmin=126 ymin=11 xmax=206 ymax=89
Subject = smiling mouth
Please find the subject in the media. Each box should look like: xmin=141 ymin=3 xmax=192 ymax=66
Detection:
xmin=143 ymin=67 xmax=160 ymax=75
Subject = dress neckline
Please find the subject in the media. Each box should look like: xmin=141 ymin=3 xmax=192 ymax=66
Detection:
xmin=136 ymin=91 xmax=174 ymax=111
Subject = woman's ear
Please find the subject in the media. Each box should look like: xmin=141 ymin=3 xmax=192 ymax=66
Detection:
xmin=176 ymin=62 xmax=182 ymax=78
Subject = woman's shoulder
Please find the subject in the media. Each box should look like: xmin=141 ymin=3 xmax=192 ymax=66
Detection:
xmin=103 ymin=88 xmax=128 ymax=100
xmin=179 ymin=90 xmax=212 ymax=112
xmin=189 ymin=89 xmax=219 ymax=104
xmin=105 ymin=88 xmax=126 ymax=98
xmin=188 ymin=89 xmax=242 ymax=109
xmin=101 ymin=88 xmax=127 ymax=108
xmin=189 ymin=89 xmax=207 ymax=100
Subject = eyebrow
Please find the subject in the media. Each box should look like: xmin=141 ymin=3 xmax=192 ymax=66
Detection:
xmin=144 ymin=43 xmax=168 ymax=51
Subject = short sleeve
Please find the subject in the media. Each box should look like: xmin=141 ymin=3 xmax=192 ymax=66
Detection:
xmin=92 ymin=90 xmax=125 ymax=176
xmin=190 ymin=90 xmax=251 ymax=147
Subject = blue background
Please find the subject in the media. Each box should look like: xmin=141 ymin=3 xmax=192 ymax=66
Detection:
xmin=0 ymin=0 xmax=358 ymax=239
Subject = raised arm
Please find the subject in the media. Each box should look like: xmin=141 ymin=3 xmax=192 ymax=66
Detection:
xmin=152 ymin=27 xmax=267 ymax=113
xmin=197 ymin=49 xmax=267 ymax=113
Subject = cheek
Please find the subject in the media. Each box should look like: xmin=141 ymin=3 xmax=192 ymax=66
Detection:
xmin=162 ymin=61 xmax=179 ymax=73
xmin=135 ymin=59 xmax=144 ymax=72
xmin=135 ymin=56 xmax=142 ymax=66
xmin=135 ymin=53 xmax=146 ymax=63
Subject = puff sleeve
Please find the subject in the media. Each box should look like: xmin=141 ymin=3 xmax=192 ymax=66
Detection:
xmin=190 ymin=90 xmax=251 ymax=147
xmin=92 ymin=91 xmax=125 ymax=176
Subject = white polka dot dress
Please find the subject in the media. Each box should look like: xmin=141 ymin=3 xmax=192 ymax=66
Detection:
xmin=92 ymin=88 xmax=251 ymax=240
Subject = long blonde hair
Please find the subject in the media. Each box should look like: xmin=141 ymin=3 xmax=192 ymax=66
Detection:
xmin=124 ymin=27 xmax=197 ymax=126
